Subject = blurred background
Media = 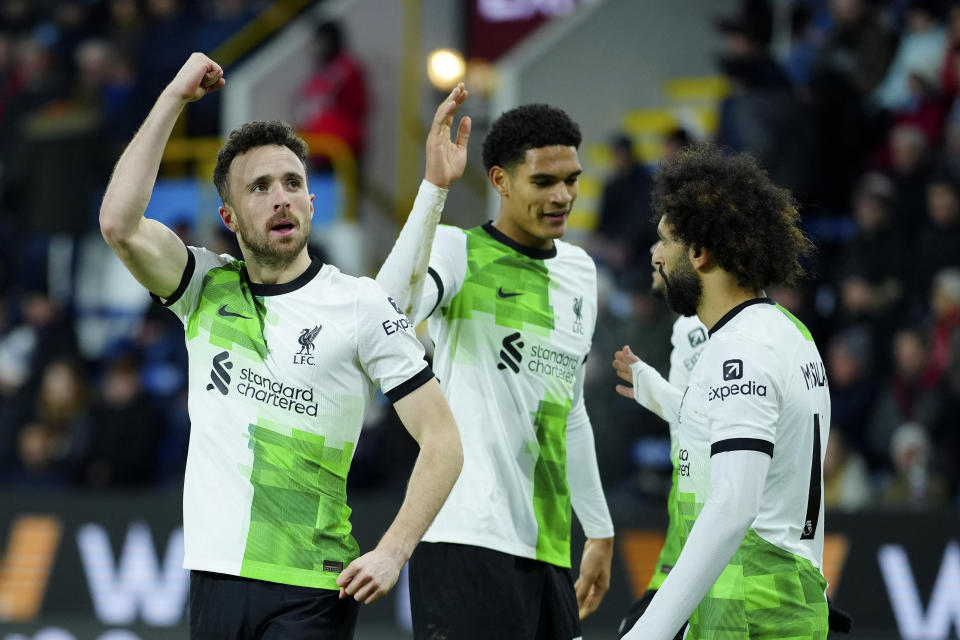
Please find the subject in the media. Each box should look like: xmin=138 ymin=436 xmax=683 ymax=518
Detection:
xmin=0 ymin=0 xmax=958 ymax=638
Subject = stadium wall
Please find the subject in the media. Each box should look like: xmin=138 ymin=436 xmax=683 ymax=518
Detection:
xmin=0 ymin=491 xmax=956 ymax=639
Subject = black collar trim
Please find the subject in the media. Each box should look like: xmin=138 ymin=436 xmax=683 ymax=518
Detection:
xmin=481 ymin=221 xmax=557 ymax=259
xmin=245 ymin=255 xmax=324 ymax=296
xmin=708 ymin=297 xmax=775 ymax=337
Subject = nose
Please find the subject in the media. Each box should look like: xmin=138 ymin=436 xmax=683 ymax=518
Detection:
xmin=273 ymin=184 xmax=291 ymax=211
xmin=552 ymin=183 xmax=574 ymax=206
xmin=650 ymin=240 xmax=663 ymax=267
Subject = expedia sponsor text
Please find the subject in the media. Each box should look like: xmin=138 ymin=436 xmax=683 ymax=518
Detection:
xmin=708 ymin=380 xmax=767 ymax=402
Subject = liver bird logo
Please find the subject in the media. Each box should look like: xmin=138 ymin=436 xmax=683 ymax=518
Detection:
xmin=297 ymin=325 xmax=322 ymax=355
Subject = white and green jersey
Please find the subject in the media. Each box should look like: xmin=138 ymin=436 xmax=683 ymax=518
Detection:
xmin=418 ymin=222 xmax=612 ymax=568
xmin=677 ymin=299 xmax=829 ymax=638
xmin=648 ymin=314 xmax=708 ymax=590
xmin=156 ymin=247 xmax=432 ymax=590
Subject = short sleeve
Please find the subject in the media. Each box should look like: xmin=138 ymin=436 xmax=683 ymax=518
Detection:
xmin=151 ymin=246 xmax=235 ymax=323
xmin=355 ymin=278 xmax=433 ymax=401
xmin=424 ymin=225 xmax=468 ymax=317
xmin=699 ymin=333 xmax=780 ymax=457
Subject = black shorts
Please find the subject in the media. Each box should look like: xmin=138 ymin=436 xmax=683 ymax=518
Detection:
xmin=408 ymin=542 xmax=581 ymax=640
xmin=189 ymin=570 xmax=360 ymax=639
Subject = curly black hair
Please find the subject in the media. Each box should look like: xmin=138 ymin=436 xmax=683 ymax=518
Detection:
xmin=652 ymin=144 xmax=813 ymax=290
xmin=213 ymin=121 xmax=309 ymax=205
xmin=481 ymin=104 xmax=581 ymax=172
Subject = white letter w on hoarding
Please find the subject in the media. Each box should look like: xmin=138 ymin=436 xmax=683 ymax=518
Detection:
xmin=76 ymin=523 xmax=187 ymax=626
xmin=879 ymin=541 xmax=960 ymax=640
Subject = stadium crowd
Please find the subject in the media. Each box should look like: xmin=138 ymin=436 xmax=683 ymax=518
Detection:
xmin=0 ymin=0 xmax=957 ymax=516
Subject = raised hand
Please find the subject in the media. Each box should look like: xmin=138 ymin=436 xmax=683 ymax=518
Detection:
xmin=164 ymin=52 xmax=225 ymax=104
xmin=424 ymin=83 xmax=471 ymax=189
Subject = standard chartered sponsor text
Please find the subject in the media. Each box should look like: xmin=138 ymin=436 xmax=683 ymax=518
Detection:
xmin=237 ymin=367 xmax=318 ymax=415
xmin=527 ymin=344 xmax=578 ymax=383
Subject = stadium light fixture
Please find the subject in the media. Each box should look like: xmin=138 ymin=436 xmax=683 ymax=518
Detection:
xmin=427 ymin=48 xmax=466 ymax=91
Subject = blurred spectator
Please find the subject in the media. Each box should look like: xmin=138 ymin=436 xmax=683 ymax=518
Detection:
xmin=294 ymin=20 xmax=369 ymax=167
xmin=827 ymin=326 xmax=880 ymax=459
xmin=880 ymin=422 xmax=949 ymax=506
xmin=187 ymin=0 xmax=259 ymax=135
xmin=0 ymin=0 xmax=36 ymax=36
xmin=587 ymin=133 xmax=654 ymax=290
xmin=872 ymin=0 xmax=947 ymax=111
xmin=131 ymin=0 xmax=193 ymax=120
xmin=832 ymin=173 xmax=905 ymax=356
xmin=806 ymin=0 xmax=897 ymax=210
xmin=662 ymin=127 xmax=691 ymax=159
xmin=868 ymin=327 xmax=946 ymax=464
xmin=907 ymin=174 xmax=960 ymax=312
xmin=815 ymin=0 xmax=897 ymax=96
xmin=77 ymin=353 xmax=165 ymax=487
xmin=824 ymin=429 xmax=873 ymax=510
xmin=715 ymin=13 xmax=819 ymax=205
xmin=926 ymin=267 xmax=960 ymax=380
xmin=886 ymin=123 xmax=934 ymax=235
xmin=102 ymin=0 xmax=145 ymax=63
xmin=4 ymin=357 xmax=90 ymax=486
xmin=0 ymin=291 xmax=77 ymax=396
xmin=939 ymin=0 xmax=960 ymax=100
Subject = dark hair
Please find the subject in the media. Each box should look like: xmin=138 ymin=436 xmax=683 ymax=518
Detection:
xmin=213 ymin=121 xmax=309 ymax=205
xmin=652 ymin=144 xmax=813 ymax=290
xmin=481 ymin=103 xmax=581 ymax=172
xmin=315 ymin=20 xmax=343 ymax=62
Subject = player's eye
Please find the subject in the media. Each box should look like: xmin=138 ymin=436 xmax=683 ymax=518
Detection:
xmin=287 ymin=179 xmax=301 ymax=189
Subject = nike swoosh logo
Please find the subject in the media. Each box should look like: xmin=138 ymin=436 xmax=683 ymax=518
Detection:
xmin=497 ymin=287 xmax=522 ymax=298
xmin=217 ymin=304 xmax=252 ymax=319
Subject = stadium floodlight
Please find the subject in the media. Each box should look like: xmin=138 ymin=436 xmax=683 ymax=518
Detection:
xmin=427 ymin=48 xmax=466 ymax=91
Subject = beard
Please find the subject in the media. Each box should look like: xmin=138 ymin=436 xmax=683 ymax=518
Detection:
xmin=659 ymin=256 xmax=701 ymax=317
xmin=236 ymin=213 xmax=310 ymax=269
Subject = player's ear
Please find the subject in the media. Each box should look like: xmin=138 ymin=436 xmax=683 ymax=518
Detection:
xmin=690 ymin=245 xmax=709 ymax=269
xmin=219 ymin=203 xmax=239 ymax=232
xmin=490 ymin=166 xmax=509 ymax=198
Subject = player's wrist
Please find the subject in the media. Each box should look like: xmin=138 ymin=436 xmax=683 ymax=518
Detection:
xmin=422 ymin=175 xmax=452 ymax=191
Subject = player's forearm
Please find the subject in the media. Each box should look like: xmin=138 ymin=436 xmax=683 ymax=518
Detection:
xmin=630 ymin=359 xmax=684 ymax=422
xmin=375 ymin=422 xmax=462 ymax=563
xmin=375 ymin=180 xmax=447 ymax=324
xmin=567 ymin=411 xmax=615 ymax=538
xmin=100 ymin=90 xmax=187 ymax=245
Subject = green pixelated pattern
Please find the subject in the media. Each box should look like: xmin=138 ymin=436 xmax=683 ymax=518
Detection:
xmin=239 ymin=419 xmax=359 ymax=590
xmin=529 ymin=393 xmax=573 ymax=567
xmin=648 ymin=462 xmax=683 ymax=590
xmin=186 ymin=260 xmax=271 ymax=361
xmin=442 ymin=227 xmax=555 ymax=335
xmin=775 ymin=303 xmax=813 ymax=343
xmin=677 ymin=489 xmax=828 ymax=639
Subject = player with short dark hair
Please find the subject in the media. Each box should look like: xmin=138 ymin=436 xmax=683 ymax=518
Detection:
xmin=615 ymin=145 xmax=830 ymax=639
xmin=99 ymin=53 xmax=463 ymax=640
xmin=377 ymin=88 xmax=614 ymax=640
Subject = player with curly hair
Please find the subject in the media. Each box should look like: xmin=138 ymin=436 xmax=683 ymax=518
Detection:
xmin=614 ymin=145 xmax=830 ymax=639
xmin=377 ymin=90 xmax=615 ymax=639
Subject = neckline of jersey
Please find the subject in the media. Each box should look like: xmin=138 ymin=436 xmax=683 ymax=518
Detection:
xmin=707 ymin=297 xmax=775 ymax=337
xmin=244 ymin=255 xmax=324 ymax=296
xmin=481 ymin=221 xmax=558 ymax=259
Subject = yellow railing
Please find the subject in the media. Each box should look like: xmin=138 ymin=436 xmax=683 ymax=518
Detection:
xmin=210 ymin=0 xmax=317 ymax=68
